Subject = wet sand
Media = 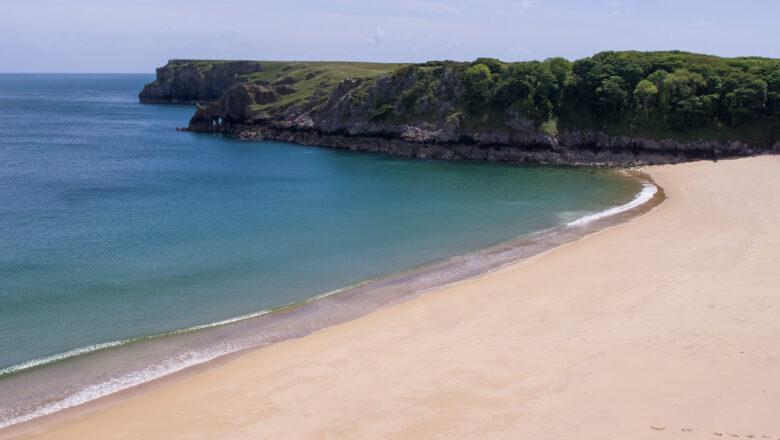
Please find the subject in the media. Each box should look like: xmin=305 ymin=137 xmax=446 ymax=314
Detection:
xmin=9 ymin=156 xmax=780 ymax=439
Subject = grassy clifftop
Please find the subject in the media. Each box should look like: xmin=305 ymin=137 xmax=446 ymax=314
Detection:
xmin=139 ymin=60 xmax=405 ymax=105
xmin=238 ymin=61 xmax=407 ymax=109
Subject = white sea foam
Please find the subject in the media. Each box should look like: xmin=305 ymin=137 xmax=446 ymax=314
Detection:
xmin=0 ymin=339 xmax=256 ymax=429
xmin=0 ymin=309 xmax=282 ymax=378
xmin=567 ymin=183 xmax=657 ymax=226
xmin=0 ymin=340 xmax=136 ymax=377
xmin=0 ymin=279 xmax=380 ymax=429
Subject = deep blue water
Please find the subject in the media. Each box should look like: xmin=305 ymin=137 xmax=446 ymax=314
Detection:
xmin=0 ymin=74 xmax=640 ymax=376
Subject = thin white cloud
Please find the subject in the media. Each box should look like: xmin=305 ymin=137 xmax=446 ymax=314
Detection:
xmin=367 ymin=27 xmax=385 ymax=47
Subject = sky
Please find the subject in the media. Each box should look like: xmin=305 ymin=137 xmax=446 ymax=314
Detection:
xmin=1 ymin=0 xmax=778 ymax=73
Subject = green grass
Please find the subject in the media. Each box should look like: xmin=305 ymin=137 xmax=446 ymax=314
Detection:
xmin=238 ymin=61 xmax=406 ymax=111
xmin=369 ymin=103 xmax=395 ymax=121
xmin=154 ymin=59 xmax=409 ymax=116
xmin=154 ymin=60 xmax=407 ymax=109
xmin=539 ymin=119 xmax=558 ymax=135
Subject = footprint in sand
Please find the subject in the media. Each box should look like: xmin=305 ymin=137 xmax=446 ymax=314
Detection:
xmin=648 ymin=425 xmax=775 ymax=438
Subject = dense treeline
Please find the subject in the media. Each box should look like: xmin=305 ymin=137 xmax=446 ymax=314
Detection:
xmin=562 ymin=51 xmax=779 ymax=130
xmin=397 ymin=51 xmax=780 ymax=136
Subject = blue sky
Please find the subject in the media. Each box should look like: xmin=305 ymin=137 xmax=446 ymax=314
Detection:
xmin=1 ymin=0 xmax=778 ymax=72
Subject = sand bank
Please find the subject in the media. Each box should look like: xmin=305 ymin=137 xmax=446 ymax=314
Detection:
xmin=9 ymin=156 xmax=780 ymax=439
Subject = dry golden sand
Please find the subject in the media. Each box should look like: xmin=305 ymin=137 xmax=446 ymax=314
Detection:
xmin=9 ymin=156 xmax=780 ymax=439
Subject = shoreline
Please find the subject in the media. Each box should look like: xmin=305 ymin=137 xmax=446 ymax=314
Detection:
xmin=221 ymin=124 xmax=778 ymax=167
xmin=9 ymin=155 xmax=780 ymax=439
xmin=0 ymin=170 xmax=661 ymax=437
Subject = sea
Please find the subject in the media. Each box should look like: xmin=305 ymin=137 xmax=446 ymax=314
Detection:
xmin=0 ymin=74 xmax=654 ymax=429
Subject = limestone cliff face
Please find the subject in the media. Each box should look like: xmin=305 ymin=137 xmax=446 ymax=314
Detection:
xmin=139 ymin=60 xmax=265 ymax=104
xmin=183 ymin=68 xmax=779 ymax=166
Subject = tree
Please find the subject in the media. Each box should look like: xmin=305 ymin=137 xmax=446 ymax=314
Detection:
xmin=665 ymin=69 xmax=706 ymax=100
xmin=596 ymin=76 xmax=629 ymax=117
xmin=526 ymin=63 xmax=558 ymax=120
xmin=614 ymin=51 xmax=651 ymax=88
xmin=569 ymin=58 xmax=601 ymax=105
xmin=546 ymin=57 xmax=572 ymax=110
xmin=646 ymin=70 xmax=669 ymax=88
xmin=490 ymin=62 xmax=556 ymax=122
xmin=633 ymin=79 xmax=658 ymax=120
xmin=546 ymin=57 xmax=572 ymax=88
xmin=724 ymin=74 xmax=768 ymax=125
xmin=450 ymin=50 xmax=780 ymax=132
xmin=463 ymin=63 xmax=494 ymax=111
xmin=472 ymin=58 xmax=505 ymax=75
xmin=492 ymin=63 xmax=532 ymax=108
xmin=669 ymin=94 xmax=719 ymax=129
xmin=762 ymin=67 xmax=780 ymax=117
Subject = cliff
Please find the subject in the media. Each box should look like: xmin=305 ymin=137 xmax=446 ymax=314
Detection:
xmin=144 ymin=54 xmax=780 ymax=165
xmin=138 ymin=60 xmax=266 ymax=104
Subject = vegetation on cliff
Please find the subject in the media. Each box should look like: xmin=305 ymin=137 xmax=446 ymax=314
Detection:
xmin=559 ymin=51 xmax=779 ymax=143
xmin=141 ymin=52 xmax=780 ymax=164
xmin=344 ymin=51 xmax=779 ymax=143
xmin=139 ymin=59 xmax=404 ymax=105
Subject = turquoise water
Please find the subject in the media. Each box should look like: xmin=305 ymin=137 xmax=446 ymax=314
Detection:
xmin=0 ymin=74 xmax=642 ymax=426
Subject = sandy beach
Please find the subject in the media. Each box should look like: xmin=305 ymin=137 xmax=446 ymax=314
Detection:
xmin=8 ymin=156 xmax=780 ymax=439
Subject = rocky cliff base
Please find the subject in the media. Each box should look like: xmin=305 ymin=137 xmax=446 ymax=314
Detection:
xmin=191 ymin=122 xmax=778 ymax=166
